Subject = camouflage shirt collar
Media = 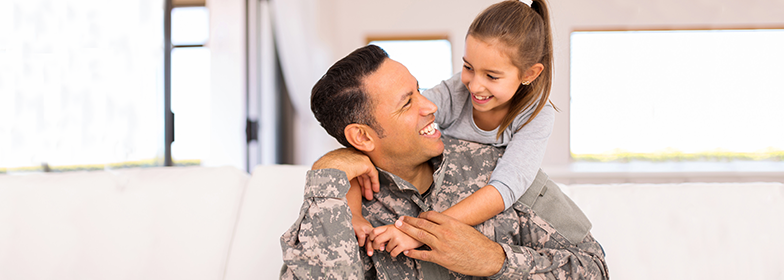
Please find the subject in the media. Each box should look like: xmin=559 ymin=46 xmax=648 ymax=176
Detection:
xmin=374 ymin=154 xmax=446 ymax=195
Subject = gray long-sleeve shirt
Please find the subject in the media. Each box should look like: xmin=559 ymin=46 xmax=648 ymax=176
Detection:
xmin=280 ymin=138 xmax=607 ymax=279
xmin=423 ymin=73 xmax=555 ymax=209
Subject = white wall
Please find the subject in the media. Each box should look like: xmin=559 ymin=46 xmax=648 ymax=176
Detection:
xmin=204 ymin=0 xmax=246 ymax=170
xmin=313 ymin=0 xmax=784 ymax=167
xmin=317 ymin=0 xmax=499 ymax=77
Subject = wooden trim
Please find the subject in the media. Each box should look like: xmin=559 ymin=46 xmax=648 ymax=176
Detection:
xmin=173 ymin=0 xmax=205 ymax=7
xmin=572 ymin=25 xmax=784 ymax=33
xmin=366 ymin=34 xmax=449 ymax=44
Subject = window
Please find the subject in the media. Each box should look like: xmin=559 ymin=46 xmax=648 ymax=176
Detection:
xmin=368 ymin=38 xmax=453 ymax=89
xmin=170 ymin=6 xmax=210 ymax=166
xmin=0 ymin=0 xmax=165 ymax=173
xmin=570 ymin=29 xmax=784 ymax=163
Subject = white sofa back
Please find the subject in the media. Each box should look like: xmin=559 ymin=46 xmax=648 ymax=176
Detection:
xmin=224 ymin=165 xmax=309 ymax=280
xmin=2 ymin=165 xmax=783 ymax=280
xmin=0 ymin=166 xmax=248 ymax=280
xmin=567 ymin=182 xmax=784 ymax=280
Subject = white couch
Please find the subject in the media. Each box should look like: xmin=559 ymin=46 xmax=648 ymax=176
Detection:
xmin=1 ymin=165 xmax=783 ymax=280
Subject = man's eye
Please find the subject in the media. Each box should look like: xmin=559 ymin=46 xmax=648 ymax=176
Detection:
xmin=403 ymin=98 xmax=411 ymax=107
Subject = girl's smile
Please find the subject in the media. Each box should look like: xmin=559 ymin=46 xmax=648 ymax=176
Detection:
xmin=462 ymin=35 xmax=524 ymax=117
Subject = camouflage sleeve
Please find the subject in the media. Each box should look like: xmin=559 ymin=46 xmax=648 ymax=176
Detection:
xmin=489 ymin=236 xmax=609 ymax=280
xmin=279 ymin=168 xmax=365 ymax=280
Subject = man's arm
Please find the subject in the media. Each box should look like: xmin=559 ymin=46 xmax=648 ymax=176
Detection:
xmin=396 ymin=211 xmax=608 ymax=280
xmin=280 ymin=169 xmax=364 ymax=279
xmin=311 ymin=148 xmax=379 ymax=190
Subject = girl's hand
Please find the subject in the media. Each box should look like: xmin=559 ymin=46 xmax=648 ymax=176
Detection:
xmin=368 ymin=224 xmax=425 ymax=258
xmin=352 ymin=215 xmax=374 ymax=254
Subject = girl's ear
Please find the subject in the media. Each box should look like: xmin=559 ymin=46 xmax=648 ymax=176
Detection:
xmin=344 ymin=124 xmax=375 ymax=152
xmin=522 ymin=63 xmax=545 ymax=85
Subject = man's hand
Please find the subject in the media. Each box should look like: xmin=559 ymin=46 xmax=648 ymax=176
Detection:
xmin=312 ymin=148 xmax=379 ymax=197
xmin=367 ymin=224 xmax=425 ymax=258
xmin=395 ymin=211 xmax=507 ymax=277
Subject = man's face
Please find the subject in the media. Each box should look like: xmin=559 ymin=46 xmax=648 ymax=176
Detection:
xmin=363 ymin=58 xmax=444 ymax=167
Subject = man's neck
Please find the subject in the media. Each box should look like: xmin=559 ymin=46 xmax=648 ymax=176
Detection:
xmin=382 ymin=161 xmax=435 ymax=195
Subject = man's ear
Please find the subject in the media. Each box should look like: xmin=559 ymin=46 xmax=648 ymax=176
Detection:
xmin=344 ymin=124 xmax=375 ymax=152
xmin=522 ymin=63 xmax=544 ymax=85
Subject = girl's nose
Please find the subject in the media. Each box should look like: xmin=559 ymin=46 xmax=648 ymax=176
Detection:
xmin=468 ymin=79 xmax=485 ymax=93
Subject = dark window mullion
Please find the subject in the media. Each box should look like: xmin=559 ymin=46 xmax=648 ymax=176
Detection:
xmin=164 ymin=0 xmax=174 ymax=166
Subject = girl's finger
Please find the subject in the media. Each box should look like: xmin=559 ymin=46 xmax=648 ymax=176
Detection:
xmin=390 ymin=245 xmax=406 ymax=258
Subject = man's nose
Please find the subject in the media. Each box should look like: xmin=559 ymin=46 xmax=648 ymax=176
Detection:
xmin=420 ymin=95 xmax=438 ymax=115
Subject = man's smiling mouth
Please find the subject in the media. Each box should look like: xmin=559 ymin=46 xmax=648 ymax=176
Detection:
xmin=419 ymin=122 xmax=438 ymax=136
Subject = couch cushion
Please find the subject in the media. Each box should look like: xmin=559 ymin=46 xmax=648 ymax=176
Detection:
xmin=224 ymin=164 xmax=310 ymax=280
xmin=565 ymin=182 xmax=784 ymax=280
xmin=0 ymin=166 xmax=248 ymax=280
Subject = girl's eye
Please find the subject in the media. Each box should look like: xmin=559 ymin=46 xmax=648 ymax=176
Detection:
xmin=487 ymin=74 xmax=499 ymax=80
xmin=463 ymin=64 xmax=473 ymax=71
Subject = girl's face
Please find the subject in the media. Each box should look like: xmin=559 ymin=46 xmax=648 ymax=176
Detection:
xmin=461 ymin=35 xmax=525 ymax=114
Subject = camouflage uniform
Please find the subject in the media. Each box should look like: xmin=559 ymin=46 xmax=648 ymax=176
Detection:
xmin=281 ymin=138 xmax=608 ymax=279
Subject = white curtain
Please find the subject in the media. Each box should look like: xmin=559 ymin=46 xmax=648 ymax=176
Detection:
xmin=270 ymin=0 xmax=340 ymax=165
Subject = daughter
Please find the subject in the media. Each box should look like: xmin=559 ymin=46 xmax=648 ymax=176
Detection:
xmin=350 ymin=0 xmax=557 ymax=257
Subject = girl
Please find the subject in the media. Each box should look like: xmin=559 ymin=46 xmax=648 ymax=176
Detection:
xmin=351 ymin=0 xmax=556 ymax=257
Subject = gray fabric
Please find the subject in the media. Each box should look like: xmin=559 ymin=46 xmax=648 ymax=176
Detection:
xmin=519 ymin=169 xmax=592 ymax=244
xmin=423 ymin=73 xmax=555 ymax=209
xmin=421 ymin=261 xmax=452 ymax=280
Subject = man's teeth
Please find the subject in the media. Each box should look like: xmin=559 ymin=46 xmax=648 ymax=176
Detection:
xmin=474 ymin=95 xmax=491 ymax=101
xmin=419 ymin=123 xmax=438 ymax=136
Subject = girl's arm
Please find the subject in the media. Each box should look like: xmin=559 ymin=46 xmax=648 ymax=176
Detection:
xmin=347 ymin=179 xmax=375 ymax=254
xmin=421 ymin=73 xmax=466 ymax=130
xmin=442 ymin=185 xmax=505 ymax=225
xmin=444 ymin=104 xmax=556 ymax=225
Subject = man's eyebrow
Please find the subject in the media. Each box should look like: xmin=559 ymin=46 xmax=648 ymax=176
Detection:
xmin=396 ymin=80 xmax=419 ymax=107
xmin=397 ymin=91 xmax=414 ymax=107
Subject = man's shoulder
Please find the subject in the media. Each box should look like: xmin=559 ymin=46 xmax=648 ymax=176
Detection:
xmin=441 ymin=136 xmax=505 ymax=165
xmin=442 ymin=136 xmax=505 ymax=153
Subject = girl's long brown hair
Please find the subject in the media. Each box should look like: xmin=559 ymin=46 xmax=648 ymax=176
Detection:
xmin=467 ymin=0 xmax=557 ymax=139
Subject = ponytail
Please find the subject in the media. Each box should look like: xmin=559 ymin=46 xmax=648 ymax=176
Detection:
xmin=468 ymin=0 xmax=557 ymax=140
xmin=521 ymin=0 xmax=557 ymax=129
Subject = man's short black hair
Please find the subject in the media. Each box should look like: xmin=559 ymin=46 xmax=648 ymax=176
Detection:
xmin=311 ymin=44 xmax=388 ymax=147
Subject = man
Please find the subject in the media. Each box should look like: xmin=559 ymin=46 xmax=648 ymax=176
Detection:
xmin=280 ymin=45 xmax=608 ymax=279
